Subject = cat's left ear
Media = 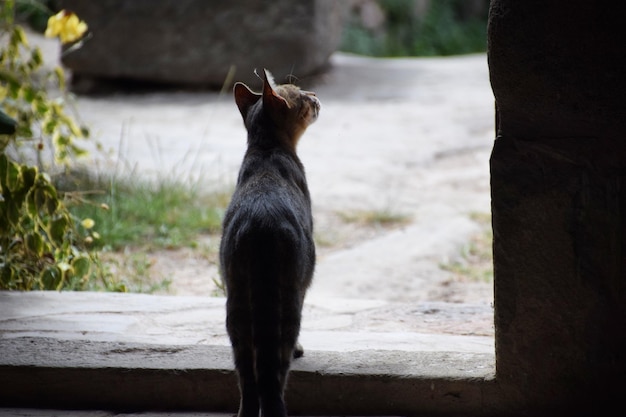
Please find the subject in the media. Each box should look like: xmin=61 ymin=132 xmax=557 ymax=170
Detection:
xmin=262 ymin=69 xmax=290 ymax=112
xmin=234 ymin=82 xmax=261 ymax=120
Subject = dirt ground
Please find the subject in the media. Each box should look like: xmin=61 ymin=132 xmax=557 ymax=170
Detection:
xmin=34 ymin=31 xmax=495 ymax=306
xmin=149 ymin=146 xmax=494 ymax=305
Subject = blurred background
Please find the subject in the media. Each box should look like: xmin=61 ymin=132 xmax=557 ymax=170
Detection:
xmin=14 ymin=0 xmax=489 ymax=90
xmin=341 ymin=0 xmax=488 ymax=57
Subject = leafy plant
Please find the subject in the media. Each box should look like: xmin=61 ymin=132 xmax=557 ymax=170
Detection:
xmin=0 ymin=154 xmax=103 ymax=290
xmin=15 ymin=0 xmax=52 ymax=32
xmin=411 ymin=0 xmax=487 ymax=56
xmin=0 ymin=1 xmax=116 ymax=291
xmin=340 ymin=0 xmax=488 ymax=57
xmin=0 ymin=0 xmax=89 ymax=169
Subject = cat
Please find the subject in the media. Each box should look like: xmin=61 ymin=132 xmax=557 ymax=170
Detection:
xmin=219 ymin=69 xmax=320 ymax=417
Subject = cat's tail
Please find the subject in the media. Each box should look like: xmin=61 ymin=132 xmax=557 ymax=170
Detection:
xmin=249 ymin=230 xmax=301 ymax=416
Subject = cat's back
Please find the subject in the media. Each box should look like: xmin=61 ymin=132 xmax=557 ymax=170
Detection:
xmin=220 ymin=148 xmax=315 ymax=287
xmin=223 ymin=148 xmax=311 ymax=237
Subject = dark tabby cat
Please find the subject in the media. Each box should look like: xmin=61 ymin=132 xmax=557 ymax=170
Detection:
xmin=220 ymin=69 xmax=320 ymax=417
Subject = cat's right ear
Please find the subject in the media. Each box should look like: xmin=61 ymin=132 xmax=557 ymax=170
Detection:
xmin=234 ymin=82 xmax=261 ymax=120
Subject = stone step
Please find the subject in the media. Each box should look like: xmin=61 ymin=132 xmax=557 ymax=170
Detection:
xmin=0 ymin=291 xmax=495 ymax=415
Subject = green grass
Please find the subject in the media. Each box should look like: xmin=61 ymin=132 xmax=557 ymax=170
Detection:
xmin=439 ymin=211 xmax=493 ymax=283
xmin=61 ymin=173 xmax=230 ymax=251
xmin=51 ymin=170 xmax=231 ymax=293
xmin=337 ymin=208 xmax=411 ymax=228
xmin=340 ymin=0 xmax=488 ymax=57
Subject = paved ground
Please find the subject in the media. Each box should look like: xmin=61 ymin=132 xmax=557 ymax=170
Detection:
xmin=0 ymin=291 xmax=493 ymax=415
xmin=66 ymin=51 xmax=495 ymax=304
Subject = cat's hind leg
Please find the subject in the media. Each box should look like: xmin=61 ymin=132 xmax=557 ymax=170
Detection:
xmin=233 ymin=345 xmax=259 ymax=417
xmin=253 ymin=290 xmax=288 ymax=417
xmin=226 ymin=294 xmax=259 ymax=417
xmin=254 ymin=313 xmax=288 ymax=417
xmin=285 ymin=297 xmax=304 ymax=361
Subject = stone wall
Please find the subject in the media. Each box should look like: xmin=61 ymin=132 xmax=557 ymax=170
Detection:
xmin=488 ymin=0 xmax=626 ymax=413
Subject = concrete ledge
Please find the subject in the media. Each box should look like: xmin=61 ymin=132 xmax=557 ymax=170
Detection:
xmin=0 ymin=337 xmax=493 ymax=414
xmin=0 ymin=292 xmax=496 ymax=415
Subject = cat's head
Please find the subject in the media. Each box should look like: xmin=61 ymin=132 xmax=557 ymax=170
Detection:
xmin=233 ymin=69 xmax=320 ymax=147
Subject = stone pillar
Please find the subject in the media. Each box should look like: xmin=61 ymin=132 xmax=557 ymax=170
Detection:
xmin=488 ymin=0 xmax=626 ymax=412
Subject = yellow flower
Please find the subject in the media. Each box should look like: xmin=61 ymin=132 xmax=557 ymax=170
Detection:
xmin=81 ymin=218 xmax=95 ymax=229
xmin=45 ymin=10 xmax=88 ymax=44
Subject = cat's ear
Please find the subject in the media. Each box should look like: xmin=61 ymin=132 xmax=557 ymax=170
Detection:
xmin=262 ymin=69 xmax=290 ymax=112
xmin=233 ymin=82 xmax=261 ymax=120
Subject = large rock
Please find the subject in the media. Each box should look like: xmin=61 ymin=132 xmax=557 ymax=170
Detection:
xmin=57 ymin=0 xmax=347 ymax=89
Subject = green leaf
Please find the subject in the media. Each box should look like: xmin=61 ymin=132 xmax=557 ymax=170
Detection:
xmin=1 ymin=1 xmax=15 ymax=25
xmin=15 ymin=121 xmax=33 ymax=138
xmin=40 ymin=265 xmax=62 ymax=290
xmin=42 ymin=116 xmax=58 ymax=135
xmin=6 ymin=199 xmax=20 ymax=226
xmin=66 ymin=119 xmax=82 ymax=137
xmin=11 ymin=26 xmax=28 ymax=48
xmin=33 ymin=187 xmax=45 ymax=212
xmin=70 ymin=144 xmax=88 ymax=157
xmin=0 ymin=136 xmax=10 ymax=153
xmin=56 ymin=134 xmax=70 ymax=146
xmin=5 ymin=159 xmax=21 ymax=192
xmin=25 ymin=231 xmax=43 ymax=255
xmin=41 ymin=181 xmax=59 ymax=200
xmin=22 ymin=85 xmax=36 ymax=103
xmin=45 ymin=191 xmax=59 ymax=214
xmin=71 ymin=255 xmax=91 ymax=278
xmin=0 ymin=265 xmax=15 ymax=289
xmin=29 ymin=48 xmax=43 ymax=70
xmin=26 ymin=190 xmax=37 ymax=217
xmin=54 ymin=66 xmax=66 ymax=91
xmin=34 ymin=98 xmax=49 ymax=114
xmin=0 ymin=68 xmax=20 ymax=85
xmin=49 ymin=214 xmax=69 ymax=243
xmin=20 ymin=165 xmax=37 ymax=189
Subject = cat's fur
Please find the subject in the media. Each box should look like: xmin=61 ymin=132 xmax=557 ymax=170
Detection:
xmin=220 ymin=69 xmax=320 ymax=417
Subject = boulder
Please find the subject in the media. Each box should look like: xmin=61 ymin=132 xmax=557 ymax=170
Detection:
xmin=57 ymin=0 xmax=347 ymax=89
